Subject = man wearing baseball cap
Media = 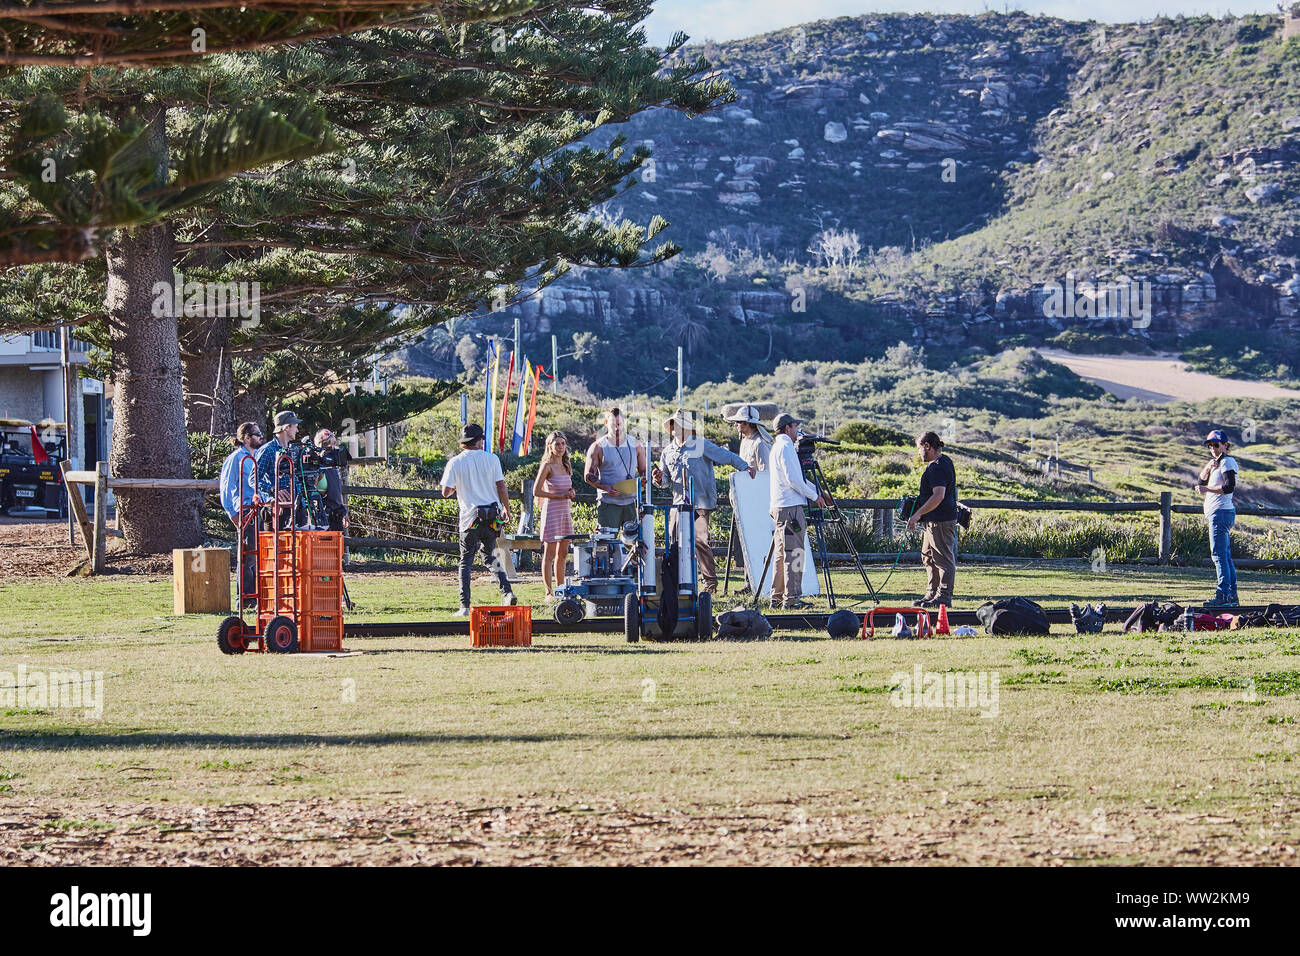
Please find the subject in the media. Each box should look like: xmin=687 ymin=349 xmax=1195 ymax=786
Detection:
xmin=768 ymin=412 xmax=829 ymax=609
xmin=441 ymin=422 xmax=516 ymax=616
xmin=255 ymin=409 xmax=307 ymax=528
xmin=1196 ymin=428 xmax=1239 ymax=607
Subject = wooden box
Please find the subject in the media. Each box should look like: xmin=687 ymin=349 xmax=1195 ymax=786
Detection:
xmin=172 ymin=547 xmax=231 ymax=614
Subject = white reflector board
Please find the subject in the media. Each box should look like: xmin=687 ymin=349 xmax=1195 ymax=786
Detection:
xmin=728 ymin=471 xmax=819 ymax=598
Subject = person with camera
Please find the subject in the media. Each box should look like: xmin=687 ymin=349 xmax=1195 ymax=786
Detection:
xmin=220 ymin=421 xmax=264 ymax=603
xmin=652 ymin=409 xmax=754 ymax=594
xmin=441 ymin=423 xmax=516 ymax=616
xmin=906 ymin=430 xmax=958 ymax=608
xmin=255 ymin=410 xmax=308 ymax=529
xmin=769 ymin=413 xmax=829 ymax=610
xmin=308 ymin=427 xmax=351 ymax=532
xmin=1196 ymin=428 xmax=1239 ymax=608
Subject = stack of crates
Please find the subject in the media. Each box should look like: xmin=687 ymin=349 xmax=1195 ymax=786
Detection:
xmin=256 ymin=530 xmax=345 ymax=652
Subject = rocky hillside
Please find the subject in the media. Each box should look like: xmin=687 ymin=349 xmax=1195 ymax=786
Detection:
xmin=398 ymin=10 xmax=1300 ymax=398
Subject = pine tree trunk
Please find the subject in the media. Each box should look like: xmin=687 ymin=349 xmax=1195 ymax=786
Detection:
xmin=104 ymin=111 xmax=203 ymax=553
xmin=181 ymin=321 xmax=235 ymax=437
xmin=233 ymin=382 xmax=269 ymax=432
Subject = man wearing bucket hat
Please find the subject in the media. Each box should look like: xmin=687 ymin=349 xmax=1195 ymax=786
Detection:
xmin=1196 ymin=428 xmax=1239 ymax=607
xmin=256 ymin=410 xmax=308 ymax=528
xmin=724 ymin=404 xmax=773 ymax=472
xmin=769 ymin=412 xmax=829 ymax=609
xmin=652 ymin=408 xmax=755 ymax=594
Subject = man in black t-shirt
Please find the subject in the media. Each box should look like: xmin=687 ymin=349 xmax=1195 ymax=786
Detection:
xmin=906 ymin=430 xmax=958 ymax=607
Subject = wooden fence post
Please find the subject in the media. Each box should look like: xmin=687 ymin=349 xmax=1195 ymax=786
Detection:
xmin=1158 ymin=491 xmax=1173 ymax=565
xmin=59 ymin=459 xmax=94 ymax=560
xmin=882 ymin=508 xmax=894 ymax=539
xmin=519 ymin=480 xmax=535 ymax=571
xmin=92 ymin=460 xmax=108 ymax=574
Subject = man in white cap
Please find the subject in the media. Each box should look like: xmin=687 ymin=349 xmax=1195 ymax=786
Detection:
xmin=769 ymin=412 xmax=828 ymax=610
xmin=652 ymin=408 xmax=754 ymax=594
xmin=724 ymin=404 xmax=773 ymax=472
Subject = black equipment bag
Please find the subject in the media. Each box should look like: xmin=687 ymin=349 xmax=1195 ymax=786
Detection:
xmin=976 ymin=597 xmax=1050 ymax=635
xmin=716 ymin=608 xmax=773 ymax=640
xmin=898 ymin=495 xmax=918 ymax=521
xmin=1265 ymin=604 xmax=1300 ymax=626
xmin=473 ymin=503 xmax=501 ymax=532
xmin=657 ymin=539 xmax=679 ymax=638
xmin=1124 ymin=602 xmax=1155 ymax=632
xmin=956 ymin=502 xmax=972 ymax=530
xmin=1070 ymin=602 xmax=1106 ymax=634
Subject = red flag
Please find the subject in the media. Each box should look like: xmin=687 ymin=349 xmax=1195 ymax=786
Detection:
xmin=29 ymin=426 xmax=49 ymax=464
xmin=496 ymin=352 xmax=514 ymax=452
xmin=523 ymin=364 xmax=542 ymax=453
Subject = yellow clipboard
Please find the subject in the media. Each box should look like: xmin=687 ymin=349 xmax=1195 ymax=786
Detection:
xmin=611 ymin=478 xmax=637 ymax=496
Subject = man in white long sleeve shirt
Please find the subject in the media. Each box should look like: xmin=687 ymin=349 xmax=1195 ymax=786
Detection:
xmin=768 ymin=413 xmax=828 ymax=609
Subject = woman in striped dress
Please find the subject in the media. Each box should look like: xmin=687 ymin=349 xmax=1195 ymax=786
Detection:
xmin=533 ymin=432 xmax=576 ymax=599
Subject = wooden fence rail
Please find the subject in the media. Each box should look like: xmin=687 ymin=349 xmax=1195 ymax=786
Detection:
xmin=60 ymin=462 xmax=1300 ymax=575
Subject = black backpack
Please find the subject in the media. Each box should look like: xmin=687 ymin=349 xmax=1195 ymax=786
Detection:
xmin=1070 ymin=602 xmax=1106 ymax=634
xmin=1124 ymin=600 xmax=1186 ymax=633
xmin=1265 ymin=604 xmax=1300 ymax=626
xmin=976 ymin=597 xmax=1051 ymax=636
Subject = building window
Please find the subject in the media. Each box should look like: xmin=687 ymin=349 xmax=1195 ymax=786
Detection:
xmin=30 ymin=330 xmax=90 ymax=351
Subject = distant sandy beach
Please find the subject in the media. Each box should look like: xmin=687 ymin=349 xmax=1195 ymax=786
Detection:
xmin=1038 ymin=350 xmax=1299 ymax=404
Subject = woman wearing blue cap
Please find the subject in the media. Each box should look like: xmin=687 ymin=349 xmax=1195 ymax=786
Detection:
xmin=1196 ymin=429 xmax=1238 ymax=607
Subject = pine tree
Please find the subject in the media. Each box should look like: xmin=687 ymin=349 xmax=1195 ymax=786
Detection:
xmin=0 ymin=1 xmax=731 ymax=553
xmin=0 ymin=1 xmax=521 ymax=266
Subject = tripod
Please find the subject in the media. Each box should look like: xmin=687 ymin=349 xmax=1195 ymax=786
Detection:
xmin=753 ymin=445 xmax=878 ymax=610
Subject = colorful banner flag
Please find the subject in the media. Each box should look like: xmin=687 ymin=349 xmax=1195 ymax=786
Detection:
xmin=484 ymin=340 xmax=498 ymax=449
xmin=523 ymin=363 xmax=543 ymax=453
xmin=511 ymin=358 xmax=529 ymax=456
xmin=497 ymin=351 xmax=515 ymax=453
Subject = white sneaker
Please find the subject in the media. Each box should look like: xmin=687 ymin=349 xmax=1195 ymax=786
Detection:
xmin=452 ymin=606 xmax=470 ymax=617
xmin=503 ymin=592 xmax=518 ymax=606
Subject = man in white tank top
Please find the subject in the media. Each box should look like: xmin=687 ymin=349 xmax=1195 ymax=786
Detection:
xmin=584 ymin=406 xmax=646 ymax=530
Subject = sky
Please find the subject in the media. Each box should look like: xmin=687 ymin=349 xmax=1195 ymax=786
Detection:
xmin=643 ymin=1 xmax=1289 ymax=47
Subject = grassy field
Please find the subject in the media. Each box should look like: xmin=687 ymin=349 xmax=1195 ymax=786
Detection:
xmin=2 ymin=564 xmax=1299 ymax=864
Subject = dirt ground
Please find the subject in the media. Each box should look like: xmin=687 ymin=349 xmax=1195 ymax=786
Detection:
xmin=1038 ymin=350 xmax=1299 ymax=404
xmin=1 ymin=797 xmax=1295 ymax=865
xmin=0 ymin=518 xmax=174 ymax=579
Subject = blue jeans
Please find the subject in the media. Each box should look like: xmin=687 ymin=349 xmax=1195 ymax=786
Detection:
xmin=1208 ymin=509 xmax=1236 ymax=598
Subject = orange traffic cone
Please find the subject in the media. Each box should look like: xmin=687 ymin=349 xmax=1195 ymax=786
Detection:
xmin=936 ymin=603 xmax=951 ymax=636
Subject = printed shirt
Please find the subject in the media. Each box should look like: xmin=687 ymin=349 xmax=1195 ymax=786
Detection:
xmin=1203 ymin=455 xmax=1238 ymax=515
xmin=441 ymin=448 xmax=506 ymax=533
xmin=657 ymin=437 xmax=749 ymax=511
xmin=219 ymin=446 xmax=257 ymax=521
xmin=255 ymin=438 xmax=305 ymax=500
xmin=769 ymin=433 xmax=820 ymax=510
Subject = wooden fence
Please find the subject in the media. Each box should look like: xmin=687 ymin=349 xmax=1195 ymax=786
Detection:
xmin=59 ymin=463 xmax=1300 ymax=574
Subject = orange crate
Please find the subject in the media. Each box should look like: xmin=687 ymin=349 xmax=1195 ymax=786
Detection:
xmin=470 ymin=606 xmax=532 ymax=647
xmin=301 ymin=611 xmax=343 ymax=652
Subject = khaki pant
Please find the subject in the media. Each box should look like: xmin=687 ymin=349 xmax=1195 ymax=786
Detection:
xmin=669 ymin=509 xmax=717 ymax=592
xmin=921 ymin=519 xmax=958 ymax=603
xmin=770 ymin=506 xmax=807 ymax=603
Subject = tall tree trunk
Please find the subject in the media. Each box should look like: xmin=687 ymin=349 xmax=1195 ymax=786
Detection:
xmin=104 ymin=110 xmax=203 ymax=553
xmin=181 ymin=318 xmax=235 ymax=437
xmin=233 ymin=381 xmax=270 ymax=433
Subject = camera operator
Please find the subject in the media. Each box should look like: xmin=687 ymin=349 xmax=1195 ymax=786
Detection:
xmin=906 ymin=431 xmax=958 ymax=608
xmin=255 ymin=410 xmax=308 ymax=529
xmin=769 ymin=413 xmax=829 ymax=610
xmin=308 ymin=427 xmax=351 ymax=532
xmin=220 ymin=422 xmax=263 ymax=603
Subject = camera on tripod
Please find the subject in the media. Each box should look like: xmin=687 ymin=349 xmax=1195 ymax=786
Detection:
xmin=293 ymin=438 xmax=349 ymax=531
